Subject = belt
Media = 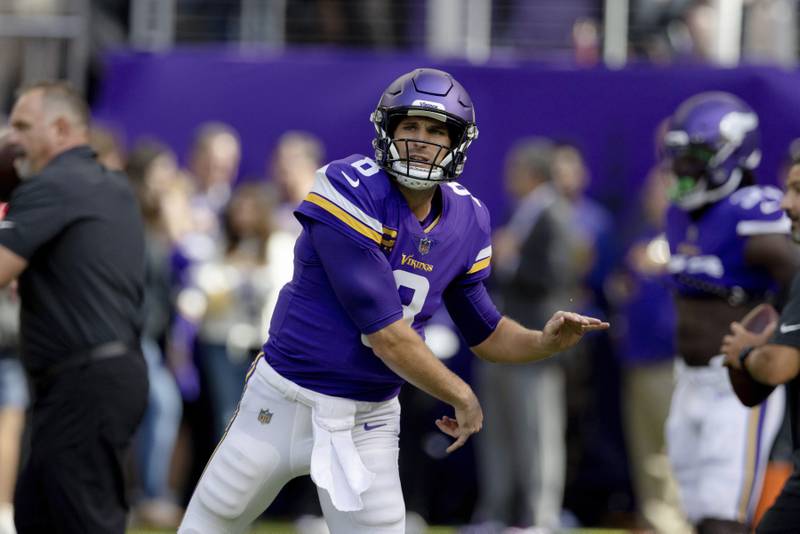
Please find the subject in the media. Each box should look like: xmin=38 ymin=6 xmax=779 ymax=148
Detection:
xmin=32 ymin=341 xmax=132 ymax=383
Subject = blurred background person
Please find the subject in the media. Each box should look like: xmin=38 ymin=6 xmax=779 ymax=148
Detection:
xmin=177 ymin=182 xmax=294 ymax=441
xmin=550 ymin=140 xmax=628 ymax=526
xmin=268 ymin=130 xmax=325 ymax=237
xmin=470 ymin=137 xmax=579 ymax=532
xmin=662 ymin=92 xmax=794 ymax=534
xmin=607 ymin=164 xmax=691 ymax=534
xmin=125 ymin=140 xmax=187 ymax=529
xmin=0 ymin=206 xmax=24 ymax=534
xmin=185 ymin=121 xmax=242 ymax=242
xmin=88 ymin=123 xmax=125 ymax=171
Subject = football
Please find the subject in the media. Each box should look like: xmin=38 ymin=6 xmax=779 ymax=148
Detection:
xmin=0 ymin=134 xmax=21 ymax=202
xmin=727 ymin=303 xmax=779 ymax=407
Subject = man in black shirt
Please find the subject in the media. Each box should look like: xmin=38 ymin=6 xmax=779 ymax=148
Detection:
xmin=721 ymin=158 xmax=800 ymax=533
xmin=0 ymin=81 xmax=148 ymax=534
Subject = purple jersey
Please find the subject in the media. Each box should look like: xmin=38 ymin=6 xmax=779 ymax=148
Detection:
xmin=263 ymin=154 xmax=493 ymax=401
xmin=666 ymin=185 xmax=790 ymax=299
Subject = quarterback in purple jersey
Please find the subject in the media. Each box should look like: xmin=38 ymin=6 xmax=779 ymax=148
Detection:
xmin=178 ymin=68 xmax=608 ymax=534
xmin=662 ymin=92 xmax=798 ymax=534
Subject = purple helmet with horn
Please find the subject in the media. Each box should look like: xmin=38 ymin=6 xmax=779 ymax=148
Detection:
xmin=663 ymin=91 xmax=761 ymax=211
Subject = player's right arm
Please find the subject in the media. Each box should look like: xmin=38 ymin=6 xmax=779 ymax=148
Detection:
xmin=367 ymin=320 xmax=482 ymax=453
xmin=305 ymin=217 xmax=482 ymax=453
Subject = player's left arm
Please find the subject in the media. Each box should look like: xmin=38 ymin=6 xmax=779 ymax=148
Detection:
xmin=473 ymin=312 xmax=608 ymax=363
xmin=442 ymin=278 xmax=608 ymax=364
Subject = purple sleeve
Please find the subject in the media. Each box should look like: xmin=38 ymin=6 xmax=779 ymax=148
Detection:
xmin=307 ymin=219 xmax=404 ymax=334
xmin=443 ymin=278 xmax=502 ymax=346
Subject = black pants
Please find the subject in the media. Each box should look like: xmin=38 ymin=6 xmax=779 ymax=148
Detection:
xmin=756 ymin=474 xmax=800 ymax=534
xmin=15 ymin=352 xmax=148 ymax=534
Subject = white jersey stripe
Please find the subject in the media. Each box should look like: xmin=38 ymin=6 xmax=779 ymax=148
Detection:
xmin=474 ymin=245 xmax=492 ymax=262
xmin=736 ymin=217 xmax=791 ymax=236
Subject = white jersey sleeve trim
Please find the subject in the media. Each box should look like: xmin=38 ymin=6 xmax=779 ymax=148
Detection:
xmin=310 ymin=168 xmax=385 ymax=236
xmin=736 ymin=217 xmax=791 ymax=236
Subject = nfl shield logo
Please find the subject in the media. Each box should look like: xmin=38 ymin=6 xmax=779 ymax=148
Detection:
xmin=258 ymin=409 xmax=273 ymax=425
xmin=418 ymin=237 xmax=432 ymax=255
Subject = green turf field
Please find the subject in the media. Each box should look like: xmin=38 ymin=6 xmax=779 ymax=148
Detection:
xmin=127 ymin=525 xmax=456 ymax=534
xmin=127 ymin=525 xmax=632 ymax=534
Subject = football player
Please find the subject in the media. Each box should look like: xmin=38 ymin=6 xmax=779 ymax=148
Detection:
xmin=177 ymin=68 xmax=608 ymax=534
xmin=662 ymin=92 xmax=797 ymax=534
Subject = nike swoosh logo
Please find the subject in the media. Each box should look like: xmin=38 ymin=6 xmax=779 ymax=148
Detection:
xmin=363 ymin=422 xmax=386 ymax=431
xmin=342 ymin=171 xmax=360 ymax=188
xmin=780 ymin=323 xmax=800 ymax=334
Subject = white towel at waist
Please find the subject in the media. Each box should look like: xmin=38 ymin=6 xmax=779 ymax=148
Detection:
xmin=309 ymin=396 xmax=376 ymax=511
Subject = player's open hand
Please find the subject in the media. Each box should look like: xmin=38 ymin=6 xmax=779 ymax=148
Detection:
xmin=541 ymin=311 xmax=609 ymax=354
xmin=435 ymin=392 xmax=483 ymax=454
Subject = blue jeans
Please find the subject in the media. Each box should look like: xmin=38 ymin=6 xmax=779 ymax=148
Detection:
xmin=135 ymin=338 xmax=182 ymax=500
xmin=0 ymin=356 xmax=28 ymax=408
xmin=196 ymin=342 xmax=251 ymax=440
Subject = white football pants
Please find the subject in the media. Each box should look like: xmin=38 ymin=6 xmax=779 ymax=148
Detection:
xmin=178 ymin=356 xmax=404 ymax=534
xmin=666 ymin=357 xmax=785 ymax=525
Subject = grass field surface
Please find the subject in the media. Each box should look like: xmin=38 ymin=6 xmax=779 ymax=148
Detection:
xmin=127 ymin=525 xmax=455 ymax=534
xmin=127 ymin=525 xmax=633 ymax=534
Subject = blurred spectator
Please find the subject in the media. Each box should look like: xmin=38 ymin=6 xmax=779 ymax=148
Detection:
xmin=551 ymin=141 xmax=614 ymax=310
xmin=607 ymin=165 xmax=691 ymax=534
xmin=629 ymin=0 xmax=716 ymax=63
xmin=743 ymin=0 xmax=797 ymax=66
xmin=0 ymin=283 xmax=24 ymax=534
xmin=471 ymin=137 xmax=578 ymax=531
xmin=181 ymin=183 xmax=294 ymax=440
xmin=166 ymin=122 xmax=242 ymax=505
xmin=285 ymin=0 xmax=407 ymax=48
xmin=186 ymin=122 xmax=241 ymax=235
xmin=88 ymin=123 xmax=126 ymax=171
xmin=125 ymin=141 xmax=186 ymax=529
xmin=0 ymin=202 xmax=25 ymax=534
xmin=268 ymin=130 xmax=325 ymax=236
xmin=0 ymin=0 xmax=64 ymax=110
xmin=551 ymin=141 xmax=630 ymax=525
xmin=492 ymin=0 xmax=599 ymax=59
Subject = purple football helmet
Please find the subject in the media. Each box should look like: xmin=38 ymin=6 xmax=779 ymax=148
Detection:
xmin=370 ymin=68 xmax=478 ymax=190
xmin=663 ymin=91 xmax=761 ymax=211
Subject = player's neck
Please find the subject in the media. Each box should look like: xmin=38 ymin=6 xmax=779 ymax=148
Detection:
xmin=398 ymin=184 xmax=438 ymax=222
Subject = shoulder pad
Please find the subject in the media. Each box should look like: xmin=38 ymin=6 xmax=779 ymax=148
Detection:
xmin=297 ymin=155 xmax=393 ymax=247
xmin=442 ymin=181 xmax=491 ymax=234
xmin=728 ymin=185 xmax=790 ymax=236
